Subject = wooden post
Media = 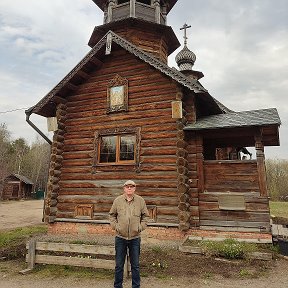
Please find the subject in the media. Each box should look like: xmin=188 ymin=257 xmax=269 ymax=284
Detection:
xmin=152 ymin=0 xmax=161 ymax=24
xmin=255 ymin=132 xmax=268 ymax=196
xmin=19 ymin=239 xmax=36 ymax=274
xmin=108 ymin=0 xmax=116 ymax=23
xmin=130 ymin=0 xmax=136 ymax=18
xmin=196 ymin=135 xmax=204 ymax=193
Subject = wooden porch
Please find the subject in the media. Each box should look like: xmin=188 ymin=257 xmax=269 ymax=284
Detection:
xmin=197 ymin=159 xmax=270 ymax=233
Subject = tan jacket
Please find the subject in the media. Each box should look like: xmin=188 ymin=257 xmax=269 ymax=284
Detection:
xmin=109 ymin=194 xmax=150 ymax=240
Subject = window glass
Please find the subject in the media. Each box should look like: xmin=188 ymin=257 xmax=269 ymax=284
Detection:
xmin=120 ymin=135 xmax=136 ymax=161
xmin=137 ymin=0 xmax=151 ymax=5
xmin=118 ymin=0 xmax=129 ymax=4
xmin=99 ymin=136 xmax=116 ymax=163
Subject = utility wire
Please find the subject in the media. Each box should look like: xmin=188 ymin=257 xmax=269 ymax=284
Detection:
xmin=0 ymin=107 xmax=29 ymax=114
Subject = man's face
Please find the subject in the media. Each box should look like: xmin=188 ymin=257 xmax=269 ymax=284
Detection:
xmin=124 ymin=184 xmax=136 ymax=197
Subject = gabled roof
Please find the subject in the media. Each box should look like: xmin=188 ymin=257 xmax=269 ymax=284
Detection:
xmin=27 ymin=30 xmax=225 ymax=117
xmin=7 ymin=174 xmax=34 ymax=185
xmin=184 ymin=108 xmax=281 ymax=131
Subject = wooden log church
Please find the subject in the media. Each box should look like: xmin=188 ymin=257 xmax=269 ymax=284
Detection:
xmin=27 ymin=0 xmax=281 ymax=241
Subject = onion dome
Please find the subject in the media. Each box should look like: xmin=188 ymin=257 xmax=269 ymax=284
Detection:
xmin=175 ymin=45 xmax=196 ymax=71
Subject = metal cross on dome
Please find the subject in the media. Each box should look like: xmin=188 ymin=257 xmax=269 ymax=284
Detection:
xmin=180 ymin=23 xmax=191 ymax=46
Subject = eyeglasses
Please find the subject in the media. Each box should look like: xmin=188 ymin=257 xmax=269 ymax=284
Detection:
xmin=125 ymin=185 xmax=135 ymax=188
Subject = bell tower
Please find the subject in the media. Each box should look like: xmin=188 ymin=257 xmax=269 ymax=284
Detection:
xmin=89 ymin=0 xmax=180 ymax=63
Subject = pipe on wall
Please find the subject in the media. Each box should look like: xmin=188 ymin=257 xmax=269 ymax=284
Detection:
xmin=25 ymin=110 xmax=52 ymax=145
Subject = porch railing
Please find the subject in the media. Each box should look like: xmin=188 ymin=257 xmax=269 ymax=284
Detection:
xmin=203 ymin=160 xmax=260 ymax=193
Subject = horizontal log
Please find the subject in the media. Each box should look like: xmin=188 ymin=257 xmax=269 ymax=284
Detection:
xmin=33 ymin=242 xmax=115 ymax=255
xmin=59 ymin=186 xmax=177 ymax=197
xmin=63 ymin=152 xmax=93 ymax=160
xmin=199 ymin=220 xmax=271 ymax=229
xmin=199 ymin=193 xmax=268 ymax=203
xmin=33 ymin=255 xmax=114 ymax=270
xmin=198 ymin=225 xmax=264 ymax=233
xmin=198 ymin=201 xmax=269 ymax=212
xmin=60 ymin=173 xmax=178 ymax=181
xmin=62 ymin=159 xmax=93 ymax=167
xmin=51 ymin=154 xmax=63 ymax=163
xmin=141 ymin=131 xmax=177 ymax=140
xmin=64 ymin=131 xmax=94 ymax=140
xmin=65 ymin=117 xmax=175 ymax=134
xmin=49 ymin=169 xmax=61 ymax=177
xmin=60 ymin=179 xmax=177 ymax=189
xmin=140 ymin=165 xmax=176 ymax=172
xmin=141 ymin=124 xmax=177 ymax=133
xmin=199 ymin=210 xmax=270 ymax=222
xmin=64 ymin=138 xmax=93 ymax=145
xmin=57 ymin=195 xmax=178 ymax=207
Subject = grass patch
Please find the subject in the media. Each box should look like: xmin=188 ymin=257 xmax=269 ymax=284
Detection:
xmin=0 ymin=225 xmax=47 ymax=259
xmin=239 ymin=268 xmax=252 ymax=278
xmin=270 ymin=201 xmax=288 ymax=218
xmin=0 ymin=225 xmax=47 ymax=248
xmin=69 ymin=239 xmax=100 ymax=245
xmin=187 ymin=239 xmax=259 ymax=260
xmin=33 ymin=264 xmax=114 ymax=279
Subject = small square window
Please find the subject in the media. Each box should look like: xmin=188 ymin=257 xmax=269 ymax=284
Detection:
xmin=99 ymin=134 xmax=135 ymax=164
xmin=94 ymin=127 xmax=141 ymax=169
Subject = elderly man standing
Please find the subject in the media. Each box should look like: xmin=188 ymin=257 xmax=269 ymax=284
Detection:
xmin=109 ymin=180 xmax=150 ymax=288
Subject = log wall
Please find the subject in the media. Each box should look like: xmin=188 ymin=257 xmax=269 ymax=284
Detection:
xmin=111 ymin=26 xmax=169 ymax=63
xmin=198 ymin=160 xmax=270 ymax=232
xmin=203 ymin=160 xmax=259 ymax=193
xmin=55 ymin=49 xmax=182 ymax=225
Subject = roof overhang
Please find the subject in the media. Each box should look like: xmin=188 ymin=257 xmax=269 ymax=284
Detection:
xmin=27 ymin=31 xmax=205 ymax=117
xmin=88 ymin=17 xmax=180 ymax=55
xmin=184 ymin=108 xmax=281 ymax=146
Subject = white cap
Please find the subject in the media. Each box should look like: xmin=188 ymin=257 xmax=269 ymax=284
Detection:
xmin=123 ymin=180 xmax=136 ymax=186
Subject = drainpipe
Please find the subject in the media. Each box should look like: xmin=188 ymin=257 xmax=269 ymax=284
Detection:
xmin=25 ymin=109 xmax=52 ymax=145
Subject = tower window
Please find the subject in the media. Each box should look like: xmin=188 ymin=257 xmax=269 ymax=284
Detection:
xmin=118 ymin=0 xmax=129 ymax=4
xmin=137 ymin=0 xmax=151 ymax=5
xmin=118 ymin=0 xmax=151 ymax=5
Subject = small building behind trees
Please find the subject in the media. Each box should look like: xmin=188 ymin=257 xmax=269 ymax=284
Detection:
xmin=1 ymin=174 xmax=34 ymax=200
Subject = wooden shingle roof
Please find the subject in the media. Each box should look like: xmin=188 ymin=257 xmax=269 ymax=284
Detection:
xmin=9 ymin=174 xmax=34 ymax=185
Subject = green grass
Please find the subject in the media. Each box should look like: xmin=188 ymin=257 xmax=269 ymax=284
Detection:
xmin=200 ymin=239 xmax=258 ymax=259
xmin=0 ymin=225 xmax=47 ymax=248
xmin=33 ymin=264 xmax=114 ymax=279
xmin=270 ymin=201 xmax=288 ymax=218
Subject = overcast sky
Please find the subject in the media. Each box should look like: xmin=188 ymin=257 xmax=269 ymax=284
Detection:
xmin=0 ymin=0 xmax=287 ymax=159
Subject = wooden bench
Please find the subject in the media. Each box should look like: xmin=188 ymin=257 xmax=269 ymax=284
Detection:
xmin=20 ymin=239 xmax=130 ymax=276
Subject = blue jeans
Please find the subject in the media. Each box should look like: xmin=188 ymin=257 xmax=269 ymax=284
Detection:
xmin=114 ymin=236 xmax=141 ymax=288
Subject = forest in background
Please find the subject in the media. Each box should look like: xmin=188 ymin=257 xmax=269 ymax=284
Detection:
xmin=0 ymin=123 xmax=50 ymax=192
xmin=0 ymin=123 xmax=287 ymax=201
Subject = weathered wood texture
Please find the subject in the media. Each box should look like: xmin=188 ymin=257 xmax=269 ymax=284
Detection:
xmin=198 ymin=159 xmax=269 ymax=232
xmin=21 ymin=240 xmax=129 ymax=276
xmin=45 ymin=103 xmax=67 ymax=223
xmin=107 ymin=26 xmax=169 ymax=63
xmin=1 ymin=175 xmax=33 ymax=200
xmin=203 ymin=160 xmax=259 ymax=192
xmin=54 ymin=49 xmax=182 ymax=224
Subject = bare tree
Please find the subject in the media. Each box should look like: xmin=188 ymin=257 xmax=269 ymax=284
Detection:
xmin=0 ymin=123 xmax=12 ymax=180
xmin=266 ymin=159 xmax=288 ymax=201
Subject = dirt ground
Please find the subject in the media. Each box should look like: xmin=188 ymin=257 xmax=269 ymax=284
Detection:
xmin=0 ymin=200 xmax=44 ymax=230
xmin=1 ymin=200 xmax=288 ymax=288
